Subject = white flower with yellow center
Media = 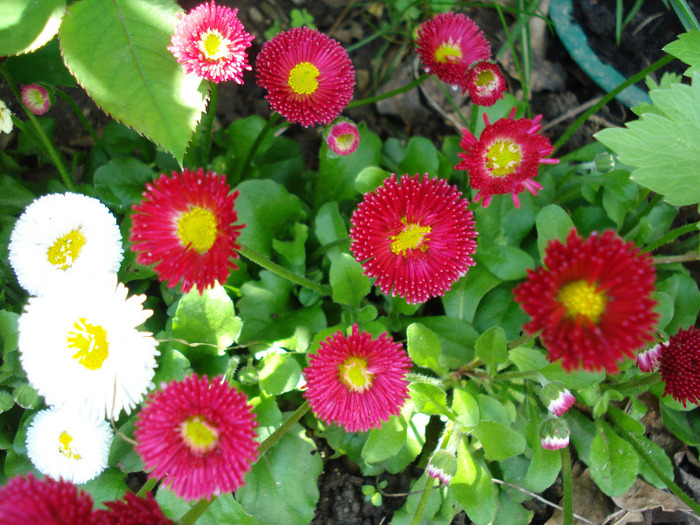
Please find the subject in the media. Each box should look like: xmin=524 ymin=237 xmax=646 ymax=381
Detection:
xmin=0 ymin=99 xmax=12 ymax=134
xmin=26 ymin=407 xmax=113 ymax=484
xmin=18 ymin=274 xmax=159 ymax=420
xmin=9 ymin=192 xmax=123 ymax=296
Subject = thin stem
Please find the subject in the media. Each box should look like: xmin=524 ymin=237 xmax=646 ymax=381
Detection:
xmin=554 ymin=54 xmax=675 ymax=152
xmin=642 ymin=223 xmax=698 ymax=253
xmin=231 ymin=112 xmax=280 ymax=184
xmin=179 ymin=498 xmax=213 ymax=525
xmin=622 ymin=427 xmax=700 ymax=515
xmin=517 ymin=0 xmax=532 ymax=113
xmin=347 ymin=73 xmax=429 ymax=109
xmin=237 ymin=244 xmax=332 ymax=296
xmin=469 ymin=103 xmax=481 ymax=135
xmin=258 ymin=400 xmax=311 ymax=457
xmin=54 ymin=89 xmax=110 ymax=157
xmin=200 ymin=82 xmax=217 ymax=167
xmin=653 ymin=253 xmax=700 ymax=265
xmin=0 ymin=65 xmax=74 ymax=191
xmin=410 ymin=475 xmax=434 ymax=525
xmin=602 ymin=372 xmax=661 ymax=393
xmin=560 ymin=446 xmax=574 ymax=525
xmin=136 ymin=477 xmax=158 ymax=498
xmin=433 ymin=78 xmax=470 ymax=128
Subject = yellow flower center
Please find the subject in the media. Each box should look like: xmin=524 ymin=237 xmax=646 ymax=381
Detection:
xmin=558 ymin=280 xmax=607 ymax=324
xmin=336 ymin=133 xmax=356 ymax=150
xmin=67 ymin=318 xmax=109 ymax=371
xmin=288 ymin=62 xmax=320 ymax=95
xmin=180 ymin=415 xmax=220 ymax=455
xmin=475 ymin=69 xmax=495 ymax=87
xmin=434 ymin=43 xmax=462 ymax=63
xmin=58 ymin=431 xmax=82 ymax=460
xmin=486 ymin=140 xmax=522 ymax=177
xmin=390 ymin=220 xmax=431 ymax=256
xmin=47 ymin=229 xmax=86 ymax=270
xmin=176 ymin=206 xmax=218 ymax=254
xmin=198 ymin=30 xmax=229 ymax=60
xmin=338 ymin=356 xmax=374 ymax=393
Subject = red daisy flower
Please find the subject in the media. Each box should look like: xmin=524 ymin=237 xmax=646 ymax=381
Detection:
xmin=513 ymin=229 xmax=658 ymax=373
xmin=168 ymin=0 xmax=254 ymax=84
xmin=658 ymin=327 xmax=700 ymax=407
xmin=464 ymin=60 xmax=506 ymax=106
xmin=130 ymin=168 xmax=244 ymax=294
xmin=255 ymin=27 xmax=355 ymax=127
xmin=303 ymin=325 xmax=412 ymax=433
xmin=134 ymin=374 xmax=259 ymax=501
xmin=0 ymin=473 xmax=101 ymax=525
xmin=455 ymin=108 xmax=558 ymax=208
xmin=349 ymin=173 xmax=477 ymax=304
xmin=97 ymin=492 xmax=174 ymax=525
xmin=415 ymin=12 xmax=491 ymax=89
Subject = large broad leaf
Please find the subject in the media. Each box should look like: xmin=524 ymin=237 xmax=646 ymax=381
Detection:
xmin=595 ymin=73 xmax=700 ymax=206
xmin=59 ymin=0 xmax=208 ymax=163
xmin=0 ymin=0 xmax=65 ymax=56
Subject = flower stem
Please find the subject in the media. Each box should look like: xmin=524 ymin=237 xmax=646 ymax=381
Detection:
xmin=0 ymin=64 xmax=74 ymax=191
xmin=231 ymin=112 xmax=280 ymax=184
xmin=642 ymin=223 xmax=698 ymax=253
xmin=237 ymin=244 xmax=332 ymax=296
xmin=136 ymin=477 xmax=158 ymax=498
xmin=602 ymin=372 xmax=661 ymax=393
xmin=258 ymin=400 xmax=311 ymax=457
xmin=346 ymin=73 xmax=429 ymax=109
xmin=560 ymin=446 xmax=573 ymax=525
xmin=200 ymin=82 xmax=217 ymax=168
xmin=469 ymin=103 xmax=481 ymax=135
xmin=553 ymin=54 xmax=674 ymax=152
xmin=653 ymin=253 xmax=700 ymax=265
xmin=179 ymin=498 xmax=213 ymax=525
xmin=410 ymin=475 xmax=435 ymax=525
xmin=53 ymin=89 xmax=109 ymax=157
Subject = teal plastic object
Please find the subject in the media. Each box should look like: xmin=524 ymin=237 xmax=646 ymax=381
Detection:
xmin=549 ymin=0 xmax=651 ymax=108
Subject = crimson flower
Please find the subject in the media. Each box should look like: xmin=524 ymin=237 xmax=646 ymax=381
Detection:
xmin=464 ymin=60 xmax=506 ymax=106
xmin=658 ymin=327 xmax=700 ymax=407
xmin=97 ymin=492 xmax=174 ymax=525
xmin=130 ymin=168 xmax=244 ymax=294
xmin=513 ymin=229 xmax=658 ymax=373
xmin=168 ymin=0 xmax=254 ymax=84
xmin=303 ymin=325 xmax=412 ymax=432
xmin=415 ymin=12 xmax=491 ymax=89
xmin=256 ymin=27 xmax=355 ymax=127
xmin=134 ymin=374 xmax=259 ymax=500
xmin=350 ymin=174 xmax=477 ymax=304
xmin=455 ymin=108 xmax=558 ymax=207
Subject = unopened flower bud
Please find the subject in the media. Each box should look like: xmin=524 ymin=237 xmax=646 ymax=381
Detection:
xmin=540 ymin=417 xmax=570 ymax=450
xmin=325 ymin=120 xmax=360 ymax=156
xmin=426 ymin=449 xmax=457 ymax=485
xmin=21 ymin=84 xmax=52 ymax=115
xmin=637 ymin=343 xmax=662 ymax=373
xmin=463 ymin=60 xmax=506 ymax=107
xmin=539 ymin=382 xmax=575 ymax=416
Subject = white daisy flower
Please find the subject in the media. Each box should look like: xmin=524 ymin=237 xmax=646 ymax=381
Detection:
xmin=0 ymin=99 xmax=12 ymax=134
xmin=26 ymin=407 xmax=113 ymax=484
xmin=9 ymin=192 xmax=123 ymax=296
xmin=18 ymin=274 xmax=159 ymax=420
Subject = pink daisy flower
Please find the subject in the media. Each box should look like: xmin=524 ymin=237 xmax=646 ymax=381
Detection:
xmin=134 ymin=374 xmax=259 ymax=501
xmin=658 ymin=327 xmax=700 ymax=407
xmin=21 ymin=84 xmax=52 ymax=115
xmin=130 ymin=168 xmax=244 ymax=294
xmin=303 ymin=325 xmax=412 ymax=432
xmin=97 ymin=492 xmax=174 ymax=525
xmin=637 ymin=343 xmax=662 ymax=372
xmin=415 ymin=12 xmax=491 ymax=89
xmin=256 ymin=27 xmax=355 ymax=127
xmin=168 ymin=0 xmax=254 ymax=84
xmin=326 ymin=120 xmax=360 ymax=155
xmin=0 ymin=473 xmax=101 ymax=525
xmin=464 ymin=60 xmax=506 ymax=106
xmin=456 ymin=108 xmax=558 ymax=208
xmin=513 ymin=229 xmax=658 ymax=373
xmin=350 ymin=173 xmax=477 ymax=304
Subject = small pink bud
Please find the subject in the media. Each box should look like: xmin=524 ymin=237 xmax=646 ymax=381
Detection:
xmin=21 ymin=84 xmax=52 ymax=115
xmin=637 ymin=343 xmax=662 ymax=373
xmin=326 ymin=120 xmax=360 ymax=156
xmin=540 ymin=417 xmax=570 ymax=450
xmin=539 ymin=382 xmax=575 ymax=416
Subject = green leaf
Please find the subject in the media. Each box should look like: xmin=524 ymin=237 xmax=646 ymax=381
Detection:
xmin=237 ymin=424 xmax=322 ymax=524
xmin=59 ymin=0 xmax=208 ymax=163
xmin=12 ymin=384 xmax=39 ymax=409
xmin=94 ymin=158 xmax=155 ymax=212
xmin=406 ymin=323 xmax=444 ymax=374
xmin=0 ymin=311 xmax=19 ymax=353
xmin=158 ymin=488 xmax=263 ymax=525
xmin=362 ymin=414 xmax=406 ymax=463
xmin=442 ymin=265 xmax=501 ymax=323
xmin=355 ymin=166 xmax=390 ymax=195
xmin=313 ymin=201 xmax=349 ymax=262
xmin=567 ymin=409 xmax=596 ymax=465
xmin=473 ymin=421 xmax=526 ymax=461
xmin=272 ymin=222 xmax=307 ymax=274
xmin=4 ymin=39 xmax=76 ymax=86
xmin=390 ymin=473 xmax=444 ymax=525
xmin=474 ymin=244 xmax=534 ymax=281
xmin=171 ymin=284 xmax=241 ymax=359
xmin=657 ymin=272 xmax=700 ymax=334
xmin=664 ymin=30 xmax=700 ymax=75
xmin=632 ymin=433 xmax=675 ymax=489
xmin=452 ymin=441 xmax=498 ymax=525
xmin=0 ymin=392 xmax=14 ymax=415
xmin=398 ymin=137 xmax=439 ymax=175
xmin=329 ymin=253 xmax=371 ymax=307
xmin=474 ymin=326 xmax=508 ymax=371
xmin=660 ymin=404 xmax=700 ymax=445
xmin=494 ymin=489 xmax=534 ymax=525
xmin=589 ymin=421 xmax=638 ymax=497
xmin=409 ymin=382 xmax=450 ymax=417
xmin=525 ymin=445 xmax=561 ymax=492
xmin=0 ymin=175 xmax=36 ymax=213
xmin=259 ymin=352 xmax=302 ymax=395
xmin=414 ymin=316 xmax=478 ymax=369
xmin=452 ymin=387 xmax=480 ymax=428
xmin=0 ymin=0 xmax=65 ymax=56
xmin=535 ymin=204 xmax=574 ymax=261
xmin=81 ymin=468 xmax=128 ymax=506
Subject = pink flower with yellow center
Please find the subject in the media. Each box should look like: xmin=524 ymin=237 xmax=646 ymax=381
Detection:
xmin=256 ymin=27 xmax=355 ymax=127
xmin=134 ymin=374 xmax=259 ymax=501
xmin=513 ymin=229 xmax=658 ymax=373
xmin=456 ymin=108 xmax=558 ymax=207
xmin=658 ymin=327 xmax=700 ymax=407
xmin=303 ymin=325 xmax=412 ymax=432
xmin=350 ymin=173 xmax=477 ymax=304
xmin=168 ymin=0 xmax=254 ymax=84
xmin=464 ymin=60 xmax=506 ymax=106
xmin=326 ymin=120 xmax=360 ymax=155
xmin=21 ymin=84 xmax=52 ymax=115
xmin=130 ymin=168 xmax=244 ymax=294
xmin=415 ymin=12 xmax=491 ymax=89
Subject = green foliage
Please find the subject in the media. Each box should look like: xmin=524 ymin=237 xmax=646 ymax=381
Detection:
xmin=589 ymin=421 xmax=638 ymax=497
xmin=0 ymin=0 xmax=65 ymax=56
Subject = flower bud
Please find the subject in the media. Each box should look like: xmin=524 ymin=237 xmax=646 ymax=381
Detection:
xmin=426 ymin=449 xmax=458 ymax=485
xmin=539 ymin=417 xmax=570 ymax=450
xmin=463 ymin=60 xmax=506 ymax=107
xmin=636 ymin=343 xmax=662 ymax=373
xmin=21 ymin=84 xmax=52 ymax=115
xmin=325 ymin=120 xmax=360 ymax=156
xmin=539 ymin=382 xmax=575 ymax=416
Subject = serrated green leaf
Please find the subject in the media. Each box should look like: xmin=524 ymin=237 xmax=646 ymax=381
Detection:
xmin=329 ymin=253 xmax=371 ymax=307
xmin=452 ymin=441 xmax=498 ymax=525
xmin=94 ymin=158 xmax=155 ymax=212
xmin=12 ymin=384 xmax=39 ymax=409
xmin=259 ymin=352 xmax=301 ymax=395
xmin=473 ymin=421 xmax=526 ymax=461
xmin=406 ymin=322 xmax=444 ymax=374
xmin=0 ymin=311 xmax=19 ymax=353
xmin=59 ymin=0 xmax=208 ymax=163
xmin=362 ymin=414 xmax=406 ymax=463
xmin=0 ymin=0 xmax=65 ymax=56
xmin=589 ymin=421 xmax=638 ymax=497
xmin=0 ymin=392 xmax=14 ymax=414
xmin=663 ymin=30 xmax=700 ymax=75
xmin=81 ymin=468 xmax=128 ymax=506
xmin=475 ymin=326 xmax=508 ymax=371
